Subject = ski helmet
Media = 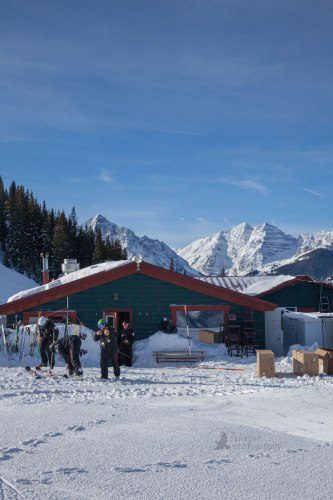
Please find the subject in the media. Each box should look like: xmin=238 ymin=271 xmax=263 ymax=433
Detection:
xmin=38 ymin=316 xmax=47 ymax=327
xmin=97 ymin=319 xmax=105 ymax=329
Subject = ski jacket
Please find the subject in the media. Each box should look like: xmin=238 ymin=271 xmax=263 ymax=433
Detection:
xmin=38 ymin=319 xmax=59 ymax=342
xmin=118 ymin=327 xmax=135 ymax=346
xmin=94 ymin=327 xmax=119 ymax=351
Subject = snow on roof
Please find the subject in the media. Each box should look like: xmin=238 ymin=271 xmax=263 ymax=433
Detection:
xmin=7 ymin=260 xmax=130 ymax=303
xmin=283 ymin=311 xmax=333 ymax=321
xmin=197 ymin=275 xmax=296 ymax=296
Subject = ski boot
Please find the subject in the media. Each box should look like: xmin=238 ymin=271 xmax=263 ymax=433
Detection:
xmin=66 ymin=363 xmax=74 ymax=376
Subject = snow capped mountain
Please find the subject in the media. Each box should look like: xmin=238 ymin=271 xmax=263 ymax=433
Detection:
xmin=235 ymin=223 xmax=299 ymax=274
xmin=298 ymin=231 xmax=333 ymax=254
xmin=86 ymin=214 xmax=200 ymax=276
xmin=227 ymin=222 xmax=253 ymax=263
xmin=177 ymin=231 xmax=232 ymax=276
xmin=177 ymin=222 xmax=333 ymax=276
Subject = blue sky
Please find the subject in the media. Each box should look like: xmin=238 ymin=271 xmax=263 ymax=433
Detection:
xmin=1 ymin=0 xmax=332 ymax=247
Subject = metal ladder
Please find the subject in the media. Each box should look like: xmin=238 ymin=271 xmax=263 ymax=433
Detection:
xmin=320 ymin=296 xmax=330 ymax=313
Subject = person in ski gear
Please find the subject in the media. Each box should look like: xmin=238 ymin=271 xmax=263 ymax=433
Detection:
xmin=94 ymin=319 xmax=120 ymax=379
xmin=53 ymin=334 xmax=83 ymax=376
xmin=37 ymin=316 xmax=59 ymax=368
xmin=159 ymin=317 xmax=177 ymax=333
xmin=118 ymin=321 xmax=135 ymax=366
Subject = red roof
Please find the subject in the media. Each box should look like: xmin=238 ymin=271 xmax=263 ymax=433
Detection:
xmin=0 ymin=261 xmax=277 ymax=315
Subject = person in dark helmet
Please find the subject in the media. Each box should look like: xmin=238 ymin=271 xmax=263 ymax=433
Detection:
xmin=94 ymin=319 xmax=120 ymax=380
xmin=55 ymin=334 xmax=84 ymax=376
xmin=118 ymin=321 xmax=135 ymax=367
xmin=37 ymin=316 xmax=59 ymax=369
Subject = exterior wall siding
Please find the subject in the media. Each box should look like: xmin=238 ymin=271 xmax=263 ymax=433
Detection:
xmin=19 ymin=273 xmax=266 ymax=345
xmin=261 ymin=282 xmax=333 ymax=312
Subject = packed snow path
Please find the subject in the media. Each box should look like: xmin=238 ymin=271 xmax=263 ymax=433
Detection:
xmin=1 ymin=364 xmax=333 ymax=499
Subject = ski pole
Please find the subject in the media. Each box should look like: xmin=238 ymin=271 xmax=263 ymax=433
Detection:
xmin=184 ymin=305 xmax=192 ymax=359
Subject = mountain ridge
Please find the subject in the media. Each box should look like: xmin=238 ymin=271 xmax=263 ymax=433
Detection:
xmin=177 ymin=222 xmax=333 ymax=277
xmin=86 ymin=214 xmax=201 ymax=276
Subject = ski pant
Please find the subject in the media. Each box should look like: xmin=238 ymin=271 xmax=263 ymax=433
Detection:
xmin=119 ymin=344 xmax=133 ymax=367
xmin=39 ymin=336 xmax=55 ymax=368
xmin=58 ymin=337 xmax=82 ymax=374
xmin=100 ymin=348 xmax=120 ymax=379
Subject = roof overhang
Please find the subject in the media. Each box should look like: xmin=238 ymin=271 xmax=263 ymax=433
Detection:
xmin=0 ymin=261 xmax=277 ymax=315
xmin=256 ymin=274 xmax=325 ymax=298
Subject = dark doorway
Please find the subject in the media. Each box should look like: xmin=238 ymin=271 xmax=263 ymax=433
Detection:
xmin=117 ymin=310 xmax=131 ymax=329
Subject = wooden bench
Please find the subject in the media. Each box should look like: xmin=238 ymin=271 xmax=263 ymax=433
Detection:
xmin=153 ymin=351 xmax=206 ymax=364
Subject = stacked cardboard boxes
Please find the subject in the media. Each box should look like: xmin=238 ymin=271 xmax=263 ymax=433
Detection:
xmin=255 ymin=350 xmax=275 ymax=378
xmin=199 ymin=330 xmax=224 ymax=344
xmin=292 ymin=350 xmax=319 ymax=376
xmin=316 ymin=348 xmax=333 ymax=375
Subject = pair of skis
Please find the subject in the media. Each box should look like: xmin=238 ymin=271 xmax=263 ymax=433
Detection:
xmin=25 ymin=366 xmax=53 ymax=379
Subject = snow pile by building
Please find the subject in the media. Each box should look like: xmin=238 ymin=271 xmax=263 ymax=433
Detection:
xmin=133 ymin=331 xmax=229 ymax=368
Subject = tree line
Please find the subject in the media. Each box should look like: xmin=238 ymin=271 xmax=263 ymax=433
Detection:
xmin=0 ymin=177 xmax=127 ymax=283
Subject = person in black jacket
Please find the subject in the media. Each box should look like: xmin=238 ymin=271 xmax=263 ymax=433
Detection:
xmin=56 ymin=335 xmax=83 ymax=376
xmin=118 ymin=321 xmax=135 ymax=367
xmin=37 ymin=316 xmax=59 ymax=369
xmin=94 ymin=319 xmax=120 ymax=379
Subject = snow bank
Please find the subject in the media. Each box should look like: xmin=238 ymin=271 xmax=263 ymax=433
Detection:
xmin=133 ymin=331 xmax=229 ymax=368
xmin=7 ymin=260 xmax=130 ymax=303
xmin=0 ymin=263 xmax=37 ymax=304
xmin=286 ymin=342 xmax=319 ymax=358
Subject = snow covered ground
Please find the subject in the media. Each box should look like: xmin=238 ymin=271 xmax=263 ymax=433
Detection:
xmin=1 ymin=351 xmax=333 ymax=499
xmin=0 ymin=264 xmax=36 ymax=305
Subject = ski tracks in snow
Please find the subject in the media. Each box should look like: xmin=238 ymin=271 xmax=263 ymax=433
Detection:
xmin=1 ymin=367 xmax=333 ymax=406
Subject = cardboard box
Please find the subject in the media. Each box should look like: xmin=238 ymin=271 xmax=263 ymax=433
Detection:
xmin=292 ymin=350 xmax=319 ymax=376
xmin=199 ymin=329 xmax=224 ymax=344
xmin=255 ymin=350 xmax=275 ymax=378
xmin=316 ymin=348 xmax=333 ymax=375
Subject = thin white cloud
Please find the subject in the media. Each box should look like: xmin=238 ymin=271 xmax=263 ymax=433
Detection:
xmin=97 ymin=170 xmax=113 ymax=183
xmin=153 ymin=128 xmax=207 ymax=137
xmin=302 ymin=187 xmax=325 ymax=197
xmin=220 ymin=178 xmax=268 ymax=194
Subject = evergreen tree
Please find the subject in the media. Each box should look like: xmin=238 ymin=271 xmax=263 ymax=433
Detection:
xmin=52 ymin=211 xmax=70 ymax=275
xmin=93 ymin=228 xmax=105 ymax=263
xmin=169 ymin=258 xmax=174 ymax=272
xmin=1 ymin=178 xmax=129 ymax=281
xmin=122 ymin=246 xmax=128 ymax=260
xmin=0 ymin=176 xmax=7 ymax=252
xmin=77 ymin=225 xmax=95 ymax=269
xmin=67 ymin=206 xmax=78 ymax=258
xmin=112 ymin=239 xmax=123 ymax=260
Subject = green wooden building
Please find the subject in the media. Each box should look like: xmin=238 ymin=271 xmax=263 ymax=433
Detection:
xmin=0 ymin=261 xmax=276 ymax=346
xmin=256 ymin=275 xmax=333 ymax=313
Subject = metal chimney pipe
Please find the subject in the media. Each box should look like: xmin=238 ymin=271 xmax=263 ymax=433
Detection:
xmin=40 ymin=252 xmax=50 ymax=285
